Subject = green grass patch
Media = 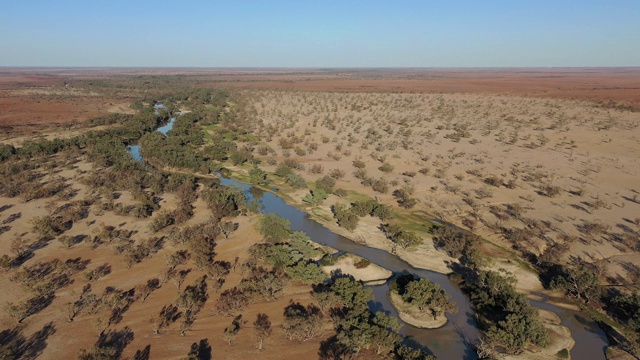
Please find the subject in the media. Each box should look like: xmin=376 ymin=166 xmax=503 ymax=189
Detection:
xmin=311 ymin=207 xmax=333 ymax=222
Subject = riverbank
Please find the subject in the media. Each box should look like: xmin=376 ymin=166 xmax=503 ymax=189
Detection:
xmin=219 ymin=166 xmax=611 ymax=358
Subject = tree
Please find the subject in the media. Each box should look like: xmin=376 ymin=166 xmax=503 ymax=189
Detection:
xmin=249 ymin=167 xmax=269 ymax=186
xmin=381 ymin=224 xmax=422 ymax=250
xmin=316 ymin=176 xmax=336 ymax=194
xmin=258 ymin=213 xmax=290 ymax=242
xmin=330 ymin=277 xmax=373 ymax=315
xmin=0 ymin=255 xmax=13 ymax=271
xmin=393 ymin=188 xmax=417 ymax=209
xmin=10 ymin=237 xmax=31 ymax=259
xmin=331 ymin=204 xmax=359 ymax=231
xmin=378 ymin=163 xmax=394 ymax=173
xmin=165 ymin=250 xmax=189 ymax=270
xmin=487 ymin=313 xmax=548 ymax=354
xmin=135 ymin=278 xmax=160 ymax=302
xmin=4 ymin=301 xmax=30 ymax=323
xmin=550 ymin=261 xmax=601 ymax=303
xmin=240 ymin=267 xmax=287 ymax=301
xmin=215 ymin=287 xmax=249 ymax=317
xmin=286 ymin=173 xmax=307 ymax=189
xmin=219 ymin=221 xmax=238 ymax=239
xmin=201 ymin=185 xmax=246 ymax=219
xmin=176 ymin=276 xmax=208 ymax=336
xmin=282 ymin=303 xmax=322 ymax=341
xmin=150 ymin=304 xmax=180 ymax=334
xmin=253 ymin=313 xmax=272 ymax=350
xmin=395 ymin=344 xmax=437 ymax=360
xmin=222 ymin=315 xmax=242 ymax=345
xmin=391 ymin=231 xmax=422 ymax=250
xmin=402 ymin=278 xmax=457 ymax=320
xmin=311 ymin=286 xmax=337 ymax=315
xmin=285 ymin=261 xmax=326 ymax=284
xmin=302 ymin=188 xmax=328 ymax=206
xmin=58 ymin=235 xmax=77 ymax=248
xmin=467 ymin=270 xmax=549 ymax=354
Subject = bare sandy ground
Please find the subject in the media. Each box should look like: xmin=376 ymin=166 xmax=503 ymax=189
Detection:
xmin=321 ymin=253 xmax=392 ymax=285
xmin=243 ymin=90 xmax=640 ymax=294
xmin=0 ymin=157 xmax=331 ymax=359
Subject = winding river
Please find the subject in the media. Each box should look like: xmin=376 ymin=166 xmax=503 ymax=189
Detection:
xmin=128 ymin=107 xmax=608 ymax=359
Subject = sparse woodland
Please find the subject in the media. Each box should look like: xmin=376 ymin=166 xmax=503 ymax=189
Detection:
xmin=0 ymin=76 xmax=639 ymax=359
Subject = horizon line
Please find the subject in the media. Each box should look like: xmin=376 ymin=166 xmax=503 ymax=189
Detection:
xmin=2 ymin=66 xmax=640 ymax=70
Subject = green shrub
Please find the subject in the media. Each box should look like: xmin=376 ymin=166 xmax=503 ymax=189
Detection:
xmin=354 ymin=258 xmax=371 ymax=269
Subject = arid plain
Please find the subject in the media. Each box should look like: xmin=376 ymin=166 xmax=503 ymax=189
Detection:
xmin=0 ymin=68 xmax=639 ymax=359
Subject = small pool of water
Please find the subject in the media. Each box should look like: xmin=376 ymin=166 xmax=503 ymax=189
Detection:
xmin=127 ymin=145 xmax=142 ymax=161
xmin=126 ymin=106 xmax=174 ymax=160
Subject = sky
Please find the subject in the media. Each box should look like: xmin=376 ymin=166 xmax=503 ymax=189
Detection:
xmin=1 ymin=0 xmax=639 ymax=67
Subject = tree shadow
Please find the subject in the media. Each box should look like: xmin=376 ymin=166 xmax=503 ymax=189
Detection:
xmin=95 ymin=326 xmax=134 ymax=359
xmin=187 ymin=338 xmax=212 ymax=360
xmin=0 ymin=322 xmax=56 ymax=360
xmin=318 ymin=335 xmax=351 ymax=360
xmin=401 ymin=337 xmax=438 ymax=359
xmin=2 ymin=212 xmax=21 ymax=224
xmin=132 ymin=344 xmax=151 ymax=360
xmin=24 ymin=293 xmax=56 ymax=321
xmin=0 ymin=225 xmax=11 ymax=236
xmin=20 ymin=322 xmax=56 ymax=360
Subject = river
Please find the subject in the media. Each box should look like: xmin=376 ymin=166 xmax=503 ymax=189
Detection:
xmin=127 ymin=107 xmax=608 ymax=359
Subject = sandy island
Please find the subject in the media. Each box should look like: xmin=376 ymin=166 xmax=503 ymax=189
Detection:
xmin=387 ymin=290 xmax=448 ymax=329
xmin=321 ymin=253 xmax=393 ymax=285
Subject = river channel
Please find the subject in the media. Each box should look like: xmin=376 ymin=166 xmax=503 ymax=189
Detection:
xmin=127 ymin=107 xmax=608 ymax=359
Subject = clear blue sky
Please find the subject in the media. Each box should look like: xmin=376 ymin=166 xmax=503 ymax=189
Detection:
xmin=1 ymin=0 xmax=639 ymax=67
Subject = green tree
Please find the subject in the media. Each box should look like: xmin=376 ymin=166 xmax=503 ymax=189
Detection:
xmin=249 ymin=167 xmax=269 ymax=186
xmin=550 ymin=261 xmax=601 ymax=303
xmin=286 ymin=173 xmax=307 ymax=189
xmin=331 ymin=203 xmax=359 ymax=231
xmin=316 ymin=175 xmax=336 ymax=194
xmin=258 ymin=213 xmax=291 ymax=242
xmin=302 ymin=188 xmax=327 ymax=206
xmin=285 ymin=262 xmax=326 ymax=284
xmin=402 ymin=278 xmax=457 ymax=320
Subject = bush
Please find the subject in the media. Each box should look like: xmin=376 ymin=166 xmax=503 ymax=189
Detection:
xmin=286 ymin=174 xmax=307 ymax=189
xmin=319 ymin=254 xmax=337 ymax=266
xmin=393 ymin=188 xmax=417 ymax=209
xmin=316 ymin=175 xmax=336 ymax=194
xmin=372 ymin=178 xmax=389 ymax=193
xmin=302 ymin=189 xmax=327 ymax=206
xmin=378 ymin=163 xmax=394 ymax=173
xmin=352 ymin=159 xmax=366 ymax=169
xmin=329 ymin=169 xmax=345 ymax=180
xmin=353 ymin=258 xmax=371 ymax=269
xmin=333 ymin=188 xmax=348 ymax=197
xmin=331 ymin=204 xmax=359 ymax=231
xmin=557 ymin=349 xmax=570 ymax=359
xmin=309 ymin=164 xmax=324 ymax=174
xmin=274 ymin=164 xmax=293 ymax=177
